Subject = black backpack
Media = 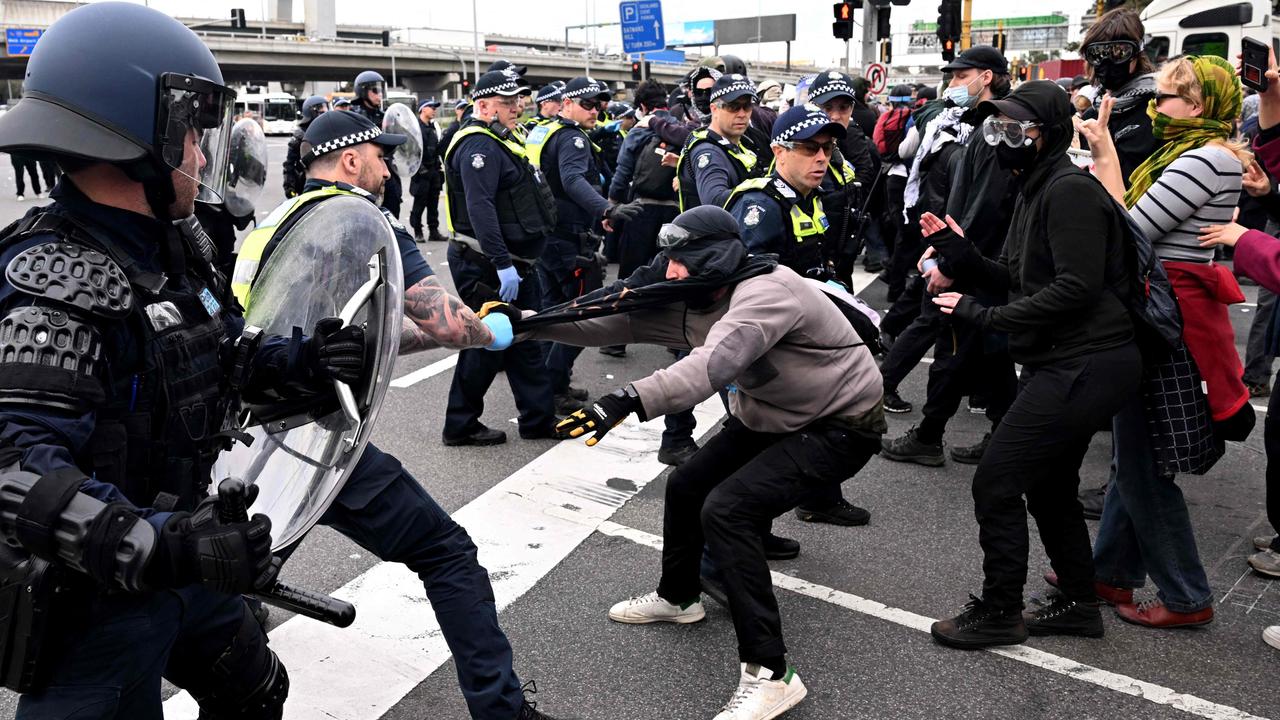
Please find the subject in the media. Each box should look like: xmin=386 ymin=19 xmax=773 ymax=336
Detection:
xmin=630 ymin=132 xmax=677 ymax=201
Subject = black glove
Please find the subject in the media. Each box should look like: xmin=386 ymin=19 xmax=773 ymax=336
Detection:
xmin=307 ymin=317 xmax=366 ymax=385
xmin=604 ymin=200 xmax=644 ymax=225
xmin=949 ymin=295 xmax=986 ymax=326
xmin=148 ymin=489 xmax=277 ymax=594
xmin=556 ymin=386 xmax=645 ymax=446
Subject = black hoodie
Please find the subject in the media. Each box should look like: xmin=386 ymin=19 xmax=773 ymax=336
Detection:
xmin=955 ymin=81 xmax=1134 ymax=365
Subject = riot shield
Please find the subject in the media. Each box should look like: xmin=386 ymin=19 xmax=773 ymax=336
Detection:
xmin=214 ymin=194 xmax=403 ymax=551
xmin=225 ymin=117 xmax=268 ymax=218
xmin=382 ymin=103 xmax=423 ymax=176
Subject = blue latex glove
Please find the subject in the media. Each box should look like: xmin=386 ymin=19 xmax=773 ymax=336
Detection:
xmin=482 ymin=313 xmax=513 ymax=351
xmin=497 ymin=266 xmax=521 ymax=302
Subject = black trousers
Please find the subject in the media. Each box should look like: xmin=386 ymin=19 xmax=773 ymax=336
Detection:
xmin=410 ymin=171 xmax=443 ymax=235
xmin=918 ymin=319 xmax=1018 ymax=439
xmin=10 ymin=155 xmax=40 ymax=196
xmin=1267 ymin=367 xmax=1280 ymax=550
xmin=880 ymin=289 xmax=943 ymax=394
xmin=383 ymin=171 xmax=403 ymax=218
xmin=972 ymin=342 xmax=1141 ymax=609
xmin=619 ymin=202 xmax=678 ymax=280
xmin=656 ymin=416 xmax=880 ymax=661
xmin=882 ymin=176 xmax=917 ymax=299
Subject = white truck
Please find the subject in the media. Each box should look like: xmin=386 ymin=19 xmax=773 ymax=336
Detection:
xmin=1141 ymin=0 xmax=1280 ymax=63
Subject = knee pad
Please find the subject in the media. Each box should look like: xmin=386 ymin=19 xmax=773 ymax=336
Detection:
xmin=189 ymin=609 xmax=289 ymax=720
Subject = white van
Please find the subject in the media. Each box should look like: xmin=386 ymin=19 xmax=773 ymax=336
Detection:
xmin=233 ymin=90 xmax=298 ymax=136
xmin=1141 ymin=0 xmax=1280 ymax=63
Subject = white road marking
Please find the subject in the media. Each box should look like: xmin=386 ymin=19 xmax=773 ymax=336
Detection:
xmin=597 ymin=521 xmax=1271 ymax=720
xmin=163 ymin=397 xmax=728 ymax=720
xmin=389 ymin=352 xmax=458 ymax=388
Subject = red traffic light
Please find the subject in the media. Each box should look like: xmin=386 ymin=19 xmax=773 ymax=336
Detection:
xmin=943 ymin=38 xmax=953 ymax=50
xmin=833 ymin=2 xmax=853 ymax=21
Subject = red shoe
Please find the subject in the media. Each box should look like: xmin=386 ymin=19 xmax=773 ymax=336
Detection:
xmin=1115 ymin=599 xmax=1213 ymax=628
xmin=1043 ymin=572 xmax=1134 ymax=606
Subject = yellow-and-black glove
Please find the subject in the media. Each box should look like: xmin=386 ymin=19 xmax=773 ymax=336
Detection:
xmin=556 ymin=385 xmax=644 ymax=446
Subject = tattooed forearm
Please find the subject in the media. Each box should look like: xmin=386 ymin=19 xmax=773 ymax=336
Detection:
xmin=398 ymin=276 xmax=494 ymax=355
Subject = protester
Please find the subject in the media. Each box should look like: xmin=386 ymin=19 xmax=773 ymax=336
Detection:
xmin=927 ymin=81 xmax=1140 ymax=648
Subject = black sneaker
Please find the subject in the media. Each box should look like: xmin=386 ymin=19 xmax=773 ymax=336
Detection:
xmin=764 ymin=533 xmax=800 ymax=560
xmin=883 ymin=391 xmax=912 ymax=414
xmin=517 ymin=681 xmax=561 ymax=719
xmin=931 ymin=595 xmax=1028 ymax=649
xmin=795 ymin=498 xmax=870 ymax=526
xmin=412 ymin=228 xmax=425 ymax=242
xmin=1080 ymin=483 xmax=1107 ymax=520
xmin=1024 ymin=593 xmax=1104 ymax=638
xmin=598 ymin=345 xmax=627 ymax=358
xmin=950 ymin=433 xmax=990 ymax=465
xmin=565 ymin=386 xmax=589 ymax=401
xmin=967 ymin=397 xmax=987 ymax=415
xmin=657 ymin=443 xmax=698 ymax=466
xmin=554 ymin=393 xmax=585 ymax=415
xmin=880 ymin=427 xmax=944 ymax=467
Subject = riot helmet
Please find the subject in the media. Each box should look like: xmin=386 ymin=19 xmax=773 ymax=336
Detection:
xmin=354 ymin=70 xmax=386 ymax=107
xmin=720 ymin=55 xmax=749 ymax=77
xmin=301 ymin=95 xmax=330 ymax=124
xmin=0 ymin=2 xmax=237 ymax=217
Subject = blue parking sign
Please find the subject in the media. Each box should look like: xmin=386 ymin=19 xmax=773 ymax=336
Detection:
xmin=619 ymin=0 xmax=664 ymax=54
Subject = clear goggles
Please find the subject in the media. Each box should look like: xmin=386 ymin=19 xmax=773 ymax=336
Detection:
xmin=157 ymin=73 xmax=236 ymax=204
xmin=981 ymin=115 xmax=1039 ymax=148
xmin=1082 ymin=40 xmax=1141 ymax=68
xmin=657 ymin=223 xmax=694 ymax=250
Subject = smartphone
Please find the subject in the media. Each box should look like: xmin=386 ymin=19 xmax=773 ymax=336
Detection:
xmin=921 ymin=258 xmax=939 ymax=274
xmin=1242 ymin=37 xmax=1270 ymax=92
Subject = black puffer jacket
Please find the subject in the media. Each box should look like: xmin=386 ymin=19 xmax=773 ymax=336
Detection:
xmin=956 ymin=82 xmax=1134 ymax=365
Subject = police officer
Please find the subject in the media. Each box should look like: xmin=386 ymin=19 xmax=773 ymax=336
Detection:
xmin=725 ymin=104 xmax=874 ymax=528
xmin=524 ymin=82 xmax=565 ymax=133
xmin=593 ymin=101 xmax=634 ymax=183
xmin=233 ymin=109 xmax=563 ymax=720
xmin=333 ymin=96 xmax=352 ymax=110
xmin=348 ymin=69 xmax=405 ymax=218
xmin=525 ymin=76 xmax=643 ymax=413
xmin=808 ymin=71 xmax=874 ymax=285
xmin=442 ymin=68 xmax=559 ymax=445
xmin=677 ymin=73 xmax=762 ymax=211
xmin=410 ymin=99 xmax=447 ymax=242
xmin=0 ymin=4 xmax=367 ymax=716
xmin=283 ymin=94 xmax=328 ymax=198
xmin=441 ymin=98 xmax=471 ymax=160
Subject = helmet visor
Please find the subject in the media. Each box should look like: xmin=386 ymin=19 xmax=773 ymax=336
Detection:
xmin=657 ymin=222 xmax=694 ymax=251
xmin=158 ymin=73 xmax=236 ymax=204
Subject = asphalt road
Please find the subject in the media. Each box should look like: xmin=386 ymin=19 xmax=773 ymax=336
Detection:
xmin=0 ymin=139 xmax=1276 ymax=720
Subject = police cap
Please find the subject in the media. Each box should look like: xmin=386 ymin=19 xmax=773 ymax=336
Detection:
xmin=808 ymin=70 xmax=858 ymax=106
xmin=710 ymin=73 xmax=757 ymax=105
xmin=300 ymin=109 xmax=406 ymax=167
xmin=471 ymin=69 xmax=530 ymax=100
xmin=771 ymin=104 xmax=847 ymax=145
xmin=562 ymin=76 xmax=611 ymax=103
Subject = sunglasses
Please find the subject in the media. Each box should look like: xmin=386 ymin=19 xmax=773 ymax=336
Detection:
xmin=1082 ymin=40 xmax=1141 ymax=67
xmin=981 ymin=116 xmax=1040 ymax=148
xmin=1154 ymin=92 xmax=1184 ymax=105
xmin=577 ymin=98 xmax=605 ymax=112
xmin=775 ymin=139 xmax=837 ymax=157
xmin=717 ymin=99 xmax=756 ymax=113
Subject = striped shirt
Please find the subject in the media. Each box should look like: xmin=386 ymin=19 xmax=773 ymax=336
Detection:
xmin=1129 ymin=145 xmax=1243 ymax=263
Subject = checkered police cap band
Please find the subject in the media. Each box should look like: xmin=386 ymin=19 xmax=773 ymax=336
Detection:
xmin=473 ymin=77 xmax=524 ymax=99
xmin=814 ymin=78 xmax=856 ymax=99
xmin=536 ymin=86 xmax=563 ymax=103
xmin=772 ymin=111 xmax=832 ymax=143
xmin=712 ymin=78 xmax=757 ymax=103
xmin=563 ymin=80 xmax=607 ymax=99
xmin=301 ymin=127 xmax=384 ymax=167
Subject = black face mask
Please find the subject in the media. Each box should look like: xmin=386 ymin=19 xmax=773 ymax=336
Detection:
xmin=692 ymin=90 xmax=711 ymax=115
xmin=1094 ymin=61 xmax=1136 ymax=92
xmin=994 ymin=142 xmax=1038 ymax=171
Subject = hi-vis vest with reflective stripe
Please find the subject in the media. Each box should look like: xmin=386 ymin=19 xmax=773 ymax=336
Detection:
xmin=442 ymin=123 xmax=556 ymax=239
xmin=231 ymin=184 xmax=358 ymax=310
xmin=726 ymin=176 xmax=829 ymax=274
xmin=677 ymin=129 xmax=759 ymax=211
xmin=522 ymin=121 xmax=569 ymax=170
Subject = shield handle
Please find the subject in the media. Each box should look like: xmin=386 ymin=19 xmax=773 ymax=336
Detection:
xmin=332 ymin=253 xmax=383 ymax=450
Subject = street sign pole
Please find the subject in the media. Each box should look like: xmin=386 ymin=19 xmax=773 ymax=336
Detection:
xmin=640 ymin=52 xmax=648 ymax=80
xmin=844 ymin=39 xmax=850 ymax=74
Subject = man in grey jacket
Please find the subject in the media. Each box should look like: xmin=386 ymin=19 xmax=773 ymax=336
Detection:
xmin=519 ymin=206 xmax=885 ymax=720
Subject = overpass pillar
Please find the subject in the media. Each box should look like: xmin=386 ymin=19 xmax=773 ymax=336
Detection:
xmin=304 ymin=0 xmax=336 ymax=39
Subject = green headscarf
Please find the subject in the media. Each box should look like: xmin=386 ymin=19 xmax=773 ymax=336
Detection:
xmin=1123 ymin=55 xmax=1242 ymax=208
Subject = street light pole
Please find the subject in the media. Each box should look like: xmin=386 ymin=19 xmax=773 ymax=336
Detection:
xmin=471 ymin=0 xmax=480 ymax=82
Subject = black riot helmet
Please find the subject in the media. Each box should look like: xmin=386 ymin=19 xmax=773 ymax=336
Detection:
xmin=720 ymin=55 xmax=748 ymax=77
xmin=0 ymin=2 xmax=237 ymax=218
xmin=301 ymin=95 xmax=330 ymax=124
xmin=354 ymin=70 xmax=386 ymax=106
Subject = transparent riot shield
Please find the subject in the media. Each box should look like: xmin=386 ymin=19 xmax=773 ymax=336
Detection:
xmin=214 ymin=194 xmax=403 ymax=551
xmin=382 ymin=102 xmax=423 ymax=176
xmin=225 ymin=117 xmax=268 ymax=218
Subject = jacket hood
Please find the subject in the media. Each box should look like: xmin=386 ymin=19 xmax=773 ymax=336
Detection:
xmin=975 ymin=80 xmax=1075 ymax=190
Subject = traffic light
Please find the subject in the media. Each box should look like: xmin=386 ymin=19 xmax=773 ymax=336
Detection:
xmin=1017 ymin=65 xmax=1029 ymax=81
xmin=877 ymin=6 xmax=892 ymax=41
xmin=381 ymin=30 xmax=391 ymax=47
xmin=994 ymin=31 xmax=1006 ymax=52
xmin=942 ymin=37 xmax=955 ymax=62
xmin=832 ymin=2 xmax=855 ymax=41
xmin=880 ymin=40 xmax=893 ymax=64
xmin=936 ymin=1 xmax=952 ymax=41
xmin=461 ymin=78 xmax=471 ymax=93
xmin=230 ymin=8 xmax=246 ymax=29
xmin=630 ymin=60 xmax=651 ymax=80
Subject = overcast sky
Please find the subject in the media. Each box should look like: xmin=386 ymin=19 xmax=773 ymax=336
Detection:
xmin=113 ymin=0 xmax=1092 ymax=68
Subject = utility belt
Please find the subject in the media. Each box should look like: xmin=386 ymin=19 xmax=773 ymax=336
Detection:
xmin=450 ymin=237 xmax=539 ymax=273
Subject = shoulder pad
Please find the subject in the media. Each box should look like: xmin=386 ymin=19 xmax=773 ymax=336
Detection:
xmin=380 ymin=207 xmax=408 ymax=234
xmin=5 ymin=242 xmax=133 ymax=319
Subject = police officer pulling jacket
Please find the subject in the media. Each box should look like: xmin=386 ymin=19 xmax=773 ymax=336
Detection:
xmin=441 ymin=68 xmax=560 ymax=445
xmin=0 ymin=4 xmax=366 ymax=716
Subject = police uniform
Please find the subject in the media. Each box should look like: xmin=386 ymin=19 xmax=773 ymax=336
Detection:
xmin=676 ymin=74 xmax=762 ymax=210
xmin=410 ymin=100 xmax=446 ymax=242
xmin=525 ymin=77 xmax=615 ymax=402
xmin=442 ymin=69 xmax=558 ymax=443
xmin=0 ymin=6 xmax=315 ymax=715
xmin=283 ymin=96 xmax=329 ymax=199
xmin=349 ymin=70 xmax=404 ymax=219
xmin=232 ymin=109 xmax=548 ymax=717
xmin=522 ymin=83 xmax=564 ymax=134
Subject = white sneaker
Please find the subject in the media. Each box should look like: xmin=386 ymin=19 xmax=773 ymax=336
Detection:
xmin=1265 ymin=626 xmax=1280 ymax=651
xmin=713 ymin=663 xmax=807 ymax=720
xmin=607 ymin=591 xmax=705 ymax=624
xmin=14 ymin=195 xmax=23 ymax=202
